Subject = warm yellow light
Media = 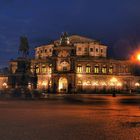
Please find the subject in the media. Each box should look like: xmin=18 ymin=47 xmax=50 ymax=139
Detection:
xmin=109 ymin=83 xmax=114 ymax=86
xmin=101 ymin=82 xmax=107 ymax=86
xmin=135 ymin=82 xmax=140 ymax=87
xmin=83 ymin=82 xmax=87 ymax=86
xmin=137 ymin=54 xmax=140 ymax=61
xmin=92 ymin=82 xmax=99 ymax=86
xmin=110 ymin=77 xmax=118 ymax=83
xmin=2 ymin=82 xmax=8 ymax=88
xmin=117 ymin=82 xmax=122 ymax=87
xmin=42 ymin=81 xmax=47 ymax=86
xmin=28 ymin=82 xmax=32 ymax=89
xmin=77 ymin=74 xmax=82 ymax=78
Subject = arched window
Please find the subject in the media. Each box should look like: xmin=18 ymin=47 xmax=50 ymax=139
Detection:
xmin=49 ymin=64 xmax=52 ymax=73
xmin=86 ymin=64 xmax=91 ymax=73
xmin=102 ymin=65 xmax=107 ymax=74
xmin=42 ymin=64 xmax=46 ymax=73
xmin=36 ymin=65 xmax=39 ymax=73
xmin=77 ymin=64 xmax=82 ymax=73
xmin=94 ymin=65 xmax=99 ymax=74
xmin=109 ymin=66 xmax=113 ymax=74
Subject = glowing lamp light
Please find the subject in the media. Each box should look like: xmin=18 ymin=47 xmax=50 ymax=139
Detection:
xmin=117 ymin=82 xmax=122 ymax=87
xmin=109 ymin=83 xmax=114 ymax=86
xmin=131 ymin=51 xmax=140 ymax=63
xmin=2 ymin=82 xmax=8 ymax=88
xmin=42 ymin=81 xmax=47 ymax=86
xmin=110 ymin=77 xmax=118 ymax=83
xmin=101 ymin=82 xmax=107 ymax=86
xmin=135 ymin=82 xmax=140 ymax=87
xmin=92 ymin=82 xmax=99 ymax=86
xmin=77 ymin=74 xmax=82 ymax=78
xmin=28 ymin=82 xmax=32 ymax=89
xmin=137 ymin=54 xmax=140 ymax=61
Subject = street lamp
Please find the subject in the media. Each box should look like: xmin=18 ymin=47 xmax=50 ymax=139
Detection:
xmin=136 ymin=54 xmax=140 ymax=61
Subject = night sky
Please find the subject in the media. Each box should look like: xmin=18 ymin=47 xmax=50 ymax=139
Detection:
xmin=0 ymin=0 xmax=140 ymax=67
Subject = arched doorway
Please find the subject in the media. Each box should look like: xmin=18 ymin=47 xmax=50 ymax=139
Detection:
xmin=58 ymin=77 xmax=68 ymax=93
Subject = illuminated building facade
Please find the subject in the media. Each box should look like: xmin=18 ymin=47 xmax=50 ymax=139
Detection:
xmin=31 ymin=33 xmax=140 ymax=93
xmin=9 ymin=33 xmax=140 ymax=93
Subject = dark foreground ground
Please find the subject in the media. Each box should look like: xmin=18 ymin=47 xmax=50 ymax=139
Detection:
xmin=0 ymin=94 xmax=140 ymax=140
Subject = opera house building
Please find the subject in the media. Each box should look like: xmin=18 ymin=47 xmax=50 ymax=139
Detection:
xmin=2 ymin=33 xmax=140 ymax=93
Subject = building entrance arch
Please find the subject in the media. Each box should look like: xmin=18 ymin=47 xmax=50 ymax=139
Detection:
xmin=58 ymin=77 xmax=68 ymax=93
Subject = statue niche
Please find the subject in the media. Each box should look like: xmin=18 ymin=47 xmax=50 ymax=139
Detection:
xmin=57 ymin=61 xmax=70 ymax=71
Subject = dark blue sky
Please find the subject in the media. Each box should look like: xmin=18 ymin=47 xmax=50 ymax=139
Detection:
xmin=0 ymin=0 xmax=140 ymax=67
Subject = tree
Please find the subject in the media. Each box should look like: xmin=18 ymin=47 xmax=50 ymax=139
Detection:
xmin=19 ymin=36 xmax=29 ymax=57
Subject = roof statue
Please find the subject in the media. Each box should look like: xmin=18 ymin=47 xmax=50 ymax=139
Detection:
xmin=19 ymin=36 xmax=29 ymax=58
xmin=60 ymin=32 xmax=70 ymax=46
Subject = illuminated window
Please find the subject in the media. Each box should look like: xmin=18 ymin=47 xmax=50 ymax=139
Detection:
xmin=49 ymin=64 xmax=52 ymax=73
xmin=77 ymin=64 xmax=82 ymax=73
xmin=109 ymin=66 xmax=113 ymax=74
xmin=102 ymin=65 xmax=107 ymax=74
xmin=42 ymin=65 xmax=46 ymax=73
xmin=94 ymin=65 xmax=99 ymax=73
xmin=36 ymin=65 xmax=39 ymax=73
xmin=86 ymin=64 xmax=91 ymax=73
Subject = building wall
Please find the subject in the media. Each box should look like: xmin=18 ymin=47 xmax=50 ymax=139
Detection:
xmin=76 ymin=43 xmax=107 ymax=57
xmin=75 ymin=59 xmax=132 ymax=76
xmin=8 ymin=34 xmax=140 ymax=92
xmin=35 ymin=44 xmax=53 ymax=59
xmin=35 ymin=35 xmax=108 ymax=59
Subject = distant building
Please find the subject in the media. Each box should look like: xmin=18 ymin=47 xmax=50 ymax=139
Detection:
xmin=8 ymin=33 xmax=140 ymax=93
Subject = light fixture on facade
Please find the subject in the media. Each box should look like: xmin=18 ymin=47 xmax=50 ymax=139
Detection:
xmin=28 ymin=82 xmax=32 ymax=89
xmin=135 ymin=82 xmax=140 ymax=87
xmin=2 ymin=82 xmax=8 ymax=89
xmin=117 ymin=82 xmax=122 ymax=87
xmin=110 ymin=77 xmax=118 ymax=83
xmin=101 ymin=82 xmax=107 ymax=86
xmin=42 ymin=81 xmax=47 ymax=87
xmin=92 ymin=82 xmax=99 ymax=86
xmin=137 ymin=54 xmax=140 ymax=61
